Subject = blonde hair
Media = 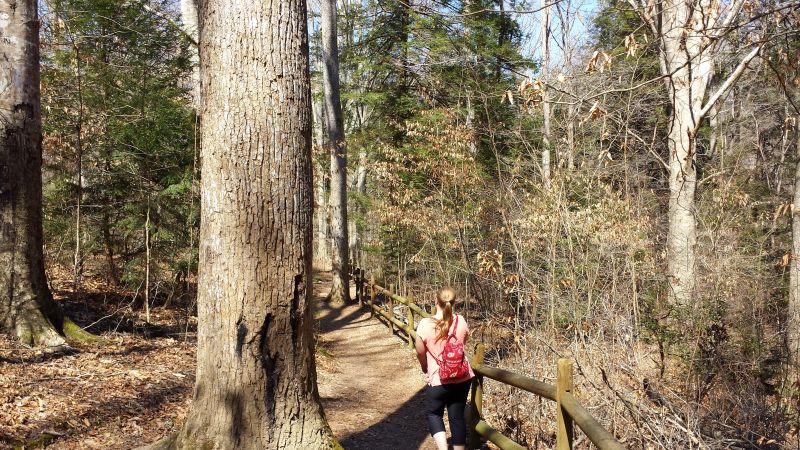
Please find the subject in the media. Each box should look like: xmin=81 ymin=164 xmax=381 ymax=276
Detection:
xmin=435 ymin=287 xmax=457 ymax=341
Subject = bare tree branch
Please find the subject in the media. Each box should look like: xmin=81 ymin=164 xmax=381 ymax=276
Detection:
xmin=694 ymin=43 xmax=763 ymax=130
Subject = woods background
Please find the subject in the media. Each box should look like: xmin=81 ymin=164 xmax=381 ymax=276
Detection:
xmin=24 ymin=0 xmax=800 ymax=447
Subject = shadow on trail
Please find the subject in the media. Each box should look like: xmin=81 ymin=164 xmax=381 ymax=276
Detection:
xmin=315 ymin=299 xmax=371 ymax=333
xmin=339 ymin=387 xmax=431 ymax=450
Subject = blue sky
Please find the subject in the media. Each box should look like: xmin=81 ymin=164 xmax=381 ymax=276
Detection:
xmin=516 ymin=0 xmax=601 ymax=70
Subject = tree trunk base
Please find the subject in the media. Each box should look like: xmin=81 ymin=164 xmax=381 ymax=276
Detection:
xmin=14 ymin=308 xmax=67 ymax=348
xmin=326 ymin=290 xmax=347 ymax=305
xmin=142 ymin=433 xmax=345 ymax=450
xmin=8 ymin=310 xmax=101 ymax=348
xmin=138 ymin=432 xmax=178 ymax=450
xmin=327 ymin=277 xmax=350 ymax=304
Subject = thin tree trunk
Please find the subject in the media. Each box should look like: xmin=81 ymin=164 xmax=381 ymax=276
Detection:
xmin=788 ymin=117 xmax=800 ymax=375
xmin=73 ymin=135 xmax=82 ymax=294
xmin=466 ymin=93 xmax=477 ymax=155
xmin=708 ymin=102 xmax=720 ymax=161
xmin=391 ymin=0 xmax=411 ymax=147
xmin=180 ymin=0 xmax=200 ymax=109
xmin=349 ymin=150 xmax=368 ymax=265
xmin=144 ymin=199 xmax=151 ymax=324
xmin=312 ymin=97 xmax=331 ymax=270
xmin=321 ymin=0 xmax=350 ymax=302
xmin=0 ymin=0 xmax=68 ymax=347
xmin=315 ymin=161 xmax=331 ymax=270
xmin=496 ymin=0 xmax=506 ymax=80
xmin=566 ymin=102 xmax=577 ymax=170
xmin=101 ymin=208 xmax=120 ymax=285
xmin=165 ymin=0 xmax=335 ymax=447
xmin=73 ymin=43 xmax=84 ymax=297
xmin=540 ymin=0 xmax=552 ymax=188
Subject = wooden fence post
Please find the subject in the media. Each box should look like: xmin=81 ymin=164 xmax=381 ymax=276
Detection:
xmin=369 ymin=275 xmax=376 ymax=319
xmin=556 ymin=358 xmax=574 ymax=450
xmin=406 ymin=295 xmax=415 ymax=348
xmin=467 ymin=343 xmax=485 ymax=450
xmin=388 ymin=283 xmax=395 ymax=335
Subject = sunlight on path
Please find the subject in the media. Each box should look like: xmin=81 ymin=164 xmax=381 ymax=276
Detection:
xmin=314 ymin=274 xmax=438 ymax=450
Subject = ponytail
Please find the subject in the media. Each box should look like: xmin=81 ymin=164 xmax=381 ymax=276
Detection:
xmin=435 ymin=287 xmax=457 ymax=341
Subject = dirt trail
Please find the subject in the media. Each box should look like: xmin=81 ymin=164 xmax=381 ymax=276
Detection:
xmin=314 ymin=274 xmax=437 ymax=450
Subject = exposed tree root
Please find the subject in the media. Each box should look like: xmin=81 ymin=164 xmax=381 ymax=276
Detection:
xmin=63 ymin=316 xmax=104 ymax=344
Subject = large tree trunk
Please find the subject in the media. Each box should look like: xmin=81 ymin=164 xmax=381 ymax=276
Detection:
xmin=661 ymin=0 xmax=716 ymax=309
xmin=321 ymin=0 xmax=350 ymax=303
xmin=0 ymin=0 xmax=67 ymax=347
xmin=626 ymin=0 xmax=757 ymax=313
xmin=665 ymin=88 xmax=702 ymax=308
xmin=167 ymin=0 xmax=335 ymax=448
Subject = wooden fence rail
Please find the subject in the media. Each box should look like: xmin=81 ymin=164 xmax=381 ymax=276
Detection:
xmin=349 ymin=267 xmax=626 ymax=450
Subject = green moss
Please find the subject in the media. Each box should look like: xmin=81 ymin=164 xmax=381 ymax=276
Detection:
xmin=17 ymin=330 xmax=33 ymax=347
xmin=63 ymin=317 xmax=104 ymax=345
xmin=321 ymin=421 xmax=344 ymax=450
xmin=0 ymin=431 xmax=57 ymax=449
xmin=327 ymin=437 xmax=345 ymax=450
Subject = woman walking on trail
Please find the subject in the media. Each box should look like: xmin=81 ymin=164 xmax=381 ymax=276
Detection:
xmin=415 ymin=287 xmax=475 ymax=450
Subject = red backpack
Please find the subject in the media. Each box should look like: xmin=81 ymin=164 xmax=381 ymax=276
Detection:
xmin=430 ymin=315 xmax=471 ymax=383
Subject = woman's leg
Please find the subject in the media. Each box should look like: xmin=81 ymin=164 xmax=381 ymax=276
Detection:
xmin=425 ymin=385 xmax=449 ymax=450
xmin=445 ymin=379 xmax=473 ymax=450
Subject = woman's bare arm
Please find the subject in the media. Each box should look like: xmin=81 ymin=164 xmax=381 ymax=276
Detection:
xmin=414 ymin=335 xmax=427 ymax=373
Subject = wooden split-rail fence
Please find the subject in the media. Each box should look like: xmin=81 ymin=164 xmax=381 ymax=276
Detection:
xmin=349 ymin=268 xmax=626 ymax=450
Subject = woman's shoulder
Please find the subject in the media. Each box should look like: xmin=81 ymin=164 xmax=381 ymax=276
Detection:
xmin=418 ymin=316 xmax=436 ymax=326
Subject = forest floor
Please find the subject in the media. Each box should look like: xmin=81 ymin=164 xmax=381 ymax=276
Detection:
xmin=0 ymin=272 xmax=440 ymax=449
xmin=0 ymin=275 xmax=197 ymax=450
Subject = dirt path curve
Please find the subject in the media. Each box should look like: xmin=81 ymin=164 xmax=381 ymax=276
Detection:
xmin=314 ymin=274 xmax=437 ymax=450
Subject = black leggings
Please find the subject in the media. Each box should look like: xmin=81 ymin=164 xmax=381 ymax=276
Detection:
xmin=424 ymin=379 xmax=473 ymax=445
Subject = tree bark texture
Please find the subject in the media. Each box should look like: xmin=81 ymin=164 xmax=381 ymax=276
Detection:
xmin=170 ymin=1 xmax=334 ymax=448
xmin=660 ymin=0 xmax=717 ymax=309
xmin=788 ymin=119 xmax=800 ymax=374
xmin=0 ymin=0 xmax=67 ymax=347
xmin=321 ymin=0 xmax=350 ymax=303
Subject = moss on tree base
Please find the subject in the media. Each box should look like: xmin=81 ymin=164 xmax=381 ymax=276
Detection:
xmin=62 ymin=317 xmax=103 ymax=344
xmin=14 ymin=308 xmax=67 ymax=348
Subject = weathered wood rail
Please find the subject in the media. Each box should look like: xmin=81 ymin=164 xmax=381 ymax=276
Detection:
xmin=349 ymin=268 xmax=626 ymax=450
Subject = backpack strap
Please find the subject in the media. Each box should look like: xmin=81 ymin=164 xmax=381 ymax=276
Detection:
xmin=449 ymin=315 xmax=459 ymax=339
